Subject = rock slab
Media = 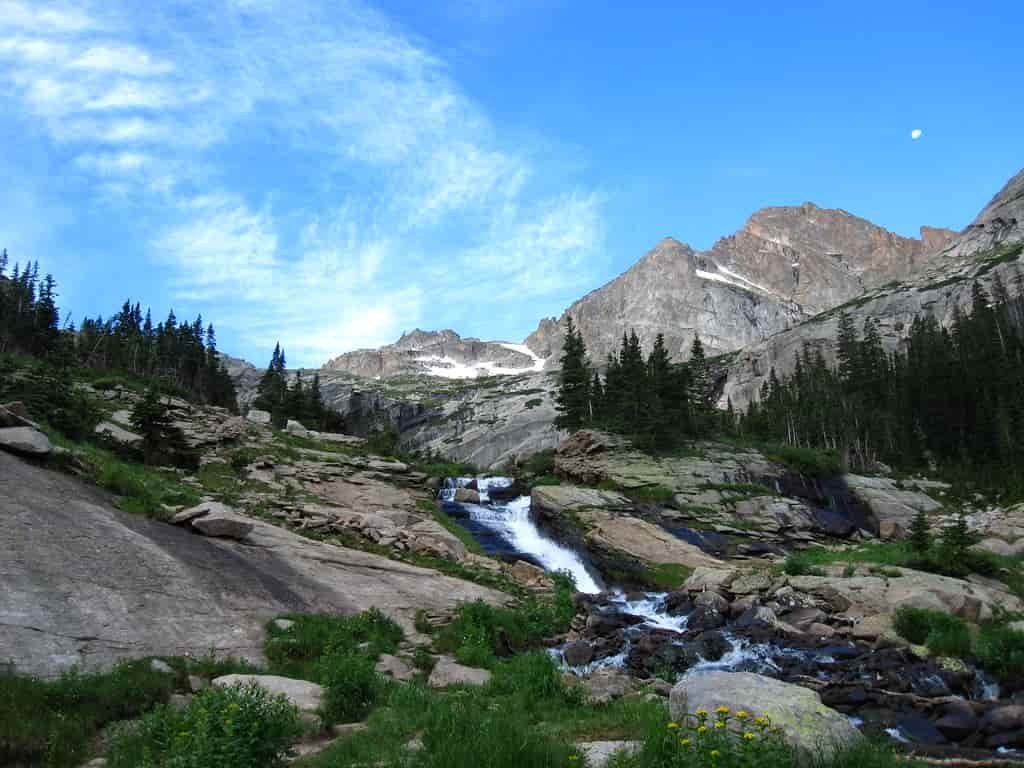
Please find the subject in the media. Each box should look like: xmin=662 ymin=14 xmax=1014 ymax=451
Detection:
xmin=213 ymin=674 xmax=323 ymax=716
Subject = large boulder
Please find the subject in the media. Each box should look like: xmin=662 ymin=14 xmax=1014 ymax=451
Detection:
xmin=213 ymin=674 xmax=322 ymax=719
xmin=191 ymin=510 xmax=254 ymax=540
xmin=174 ymin=501 xmax=254 ymax=540
xmin=427 ymin=656 xmax=492 ymax=688
xmin=286 ymin=419 xmax=310 ymax=438
xmin=670 ymin=671 xmax=860 ymax=755
xmin=246 ymin=409 xmax=272 ymax=425
xmin=843 ymin=474 xmax=944 ymax=538
xmin=584 ymin=512 xmax=723 ymax=571
xmin=453 ymin=487 xmax=481 ymax=504
xmin=0 ymin=426 xmax=52 ymax=456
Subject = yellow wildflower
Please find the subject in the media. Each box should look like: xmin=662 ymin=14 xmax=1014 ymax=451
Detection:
xmin=736 ymin=710 xmax=750 ymax=720
xmin=710 ymin=750 xmax=721 ymax=759
xmin=743 ymin=732 xmax=755 ymax=741
xmin=697 ymin=725 xmax=708 ymax=733
xmin=667 ymin=721 xmax=680 ymax=730
xmin=680 ymin=738 xmax=692 ymax=747
xmin=715 ymin=705 xmax=730 ymax=715
xmin=714 ymin=721 xmax=725 ymax=730
xmin=695 ymin=708 xmax=709 ymax=718
xmin=755 ymin=716 xmax=770 ymax=727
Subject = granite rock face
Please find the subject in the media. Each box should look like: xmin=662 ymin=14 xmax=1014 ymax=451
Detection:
xmin=526 ymin=204 xmax=946 ymax=367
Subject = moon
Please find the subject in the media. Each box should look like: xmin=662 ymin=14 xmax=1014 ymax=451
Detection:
xmin=911 ymin=129 xmax=923 ymax=140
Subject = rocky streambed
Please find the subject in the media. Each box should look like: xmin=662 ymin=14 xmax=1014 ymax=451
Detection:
xmin=439 ymin=476 xmax=1024 ymax=762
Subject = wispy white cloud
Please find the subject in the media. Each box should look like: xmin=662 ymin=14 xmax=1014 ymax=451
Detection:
xmin=1 ymin=0 xmax=606 ymax=366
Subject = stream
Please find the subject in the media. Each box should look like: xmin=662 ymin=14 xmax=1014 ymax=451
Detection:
xmin=438 ymin=476 xmax=1020 ymax=759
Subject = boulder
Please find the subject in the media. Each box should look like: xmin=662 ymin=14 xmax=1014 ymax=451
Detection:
xmin=843 ymin=474 xmax=943 ymax=538
xmin=563 ymin=640 xmax=595 ymax=668
xmin=670 ymin=671 xmax=860 ymax=755
xmin=190 ymin=507 xmax=254 ymax=540
xmin=682 ymin=567 xmax=736 ymax=594
xmin=584 ymin=668 xmax=634 ymax=704
xmin=405 ymin=520 xmax=468 ymax=562
xmin=285 ymin=420 xmax=310 ymax=438
xmin=453 ymin=487 xmax=481 ymax=504
xmin=0 ymin=426 xmax=52 ymax=456
xmin=213 ymin=674 xmax=323 ymax=718
xmin=575 ymin=741 xmax=642 ymax=768
xmin=375 ymin=653 xmax=415 ymax=682
xmin=427 ymin=656 xmax=492 ymax=688
xmin=246 ymin=409 xmax=272 ymax=425
xmin=0 ymin=402 xmax=34 ymax=428
xmin=934 ymin=700 xmax=979 ymax=741
xmin=584 ymin=513 xmax=723 ymax=571
xmin=510 ymin=560 xmax=553 ymax=591
xmin=94 ymin=421 xmax=143 ymax=447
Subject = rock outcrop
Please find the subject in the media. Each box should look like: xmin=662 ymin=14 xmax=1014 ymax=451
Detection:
xmin=0 ymin=451 xmax=505 ymax=677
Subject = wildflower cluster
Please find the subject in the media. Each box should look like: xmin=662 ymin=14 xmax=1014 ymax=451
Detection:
xmin=649 ymin=706 xmax=789 ymax=767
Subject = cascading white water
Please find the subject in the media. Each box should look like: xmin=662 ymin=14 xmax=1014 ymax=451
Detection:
xmin=465 ymin=495 xmax=603 ymax=594
xmin=440 ymin=476 xmax=602 ymax=595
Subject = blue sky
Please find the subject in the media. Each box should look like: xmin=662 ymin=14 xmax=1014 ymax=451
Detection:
xmin=1 ymin=0 xmax=1021 ymax=368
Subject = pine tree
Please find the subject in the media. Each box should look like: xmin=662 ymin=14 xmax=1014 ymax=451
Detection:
xmin=554 ymin=317 xmax=590 ymax=431
xmin=940 ymin=513 xmax=978 ymax=561
xmin=131 ymin=388 xmax=186 ymax=465
xmin=907 ymin=509 xmax=932 ymax=555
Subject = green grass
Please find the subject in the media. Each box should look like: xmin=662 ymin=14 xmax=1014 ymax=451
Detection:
xmin=975 ymin=624 xmax=1024 ymax=683
xmin=524 ymin=398 xmax=543 ymax=409
xmin=894 ymin=607 xmax=972 ymax=657
xmin=647 ymin=563 xmax=694 ymax=590
xmin=263 ymin=610 xmax=403 ymax=682
xmin=434 ymin=573 xmax=576 ymax=667
xmin=521 ymin=449 xmax=555 ymax=478
xmin=47 ymin=431 xmax=201 ymax=519
xmin=634 ymin=485 xmax=677 ymax=504
xmin=763 ymin=443 xmax=842 ymax=477
xmin=0 ymin=660 xmax=176 ymax=768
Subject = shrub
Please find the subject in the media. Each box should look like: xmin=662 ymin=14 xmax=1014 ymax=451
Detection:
xmin=410 ymin=694 xmax=581 ymax=768
xmin=107 ymin=681 xmax=302 ymax=768
xmin=765 ymin=444 xmax=842 ymax=477
xmin=976 ymin=624 xmax=1024 ymax=683
xmin=318 ymin=650 xmax=383 ymax=725
xmin=893 ymin=607 xmax=971 ymax=657
xmin=1 ymin=661 xmax=174 ymax=768
xmin=264 ymin=609 xmax=403 ymax=681
xmin=635 ymin=485 xmax=676 ymax=504
xmin=522 ymin=449 xmax=555 ymax=477
xmin=365 ymin=428 xmax=399 ymax=457
xmin=0 ymin=361 xmax=101 ymax=440
xmin=781 ymin=554 xmax=826 ymax=577
xmin=434 ymin=573 xmax=576 ymax=666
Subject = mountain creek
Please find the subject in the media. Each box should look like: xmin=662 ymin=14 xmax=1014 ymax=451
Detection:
xmin=439 ymin=473 xmax=1024 ymax=762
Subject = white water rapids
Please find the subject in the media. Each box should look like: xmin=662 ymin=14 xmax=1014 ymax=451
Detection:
xmin=439 ymin=477 xmax=602 ymax=594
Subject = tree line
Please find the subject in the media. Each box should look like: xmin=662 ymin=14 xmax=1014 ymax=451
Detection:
xmin=555 ymin=318 xmax=721 ymax=450
xmin=738 ymin=276 xmax=1024 ymax=492
xmin=252 ymin=342 xmax=340 ymax=431
xmin=0 ymin=248 xmax=237 ymax=410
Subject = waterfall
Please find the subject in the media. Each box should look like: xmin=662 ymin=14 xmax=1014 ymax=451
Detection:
xmin=440 ymin=477 xmax=603 ymax=594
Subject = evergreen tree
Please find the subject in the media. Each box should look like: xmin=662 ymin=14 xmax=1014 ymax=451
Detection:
xmin=131 ymin=388 xmax=187 ymax=465
xmin=554 ymin=317 xmax=591 ymax=431
xmin=907 ymin=509 xmax=932 ymax=555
